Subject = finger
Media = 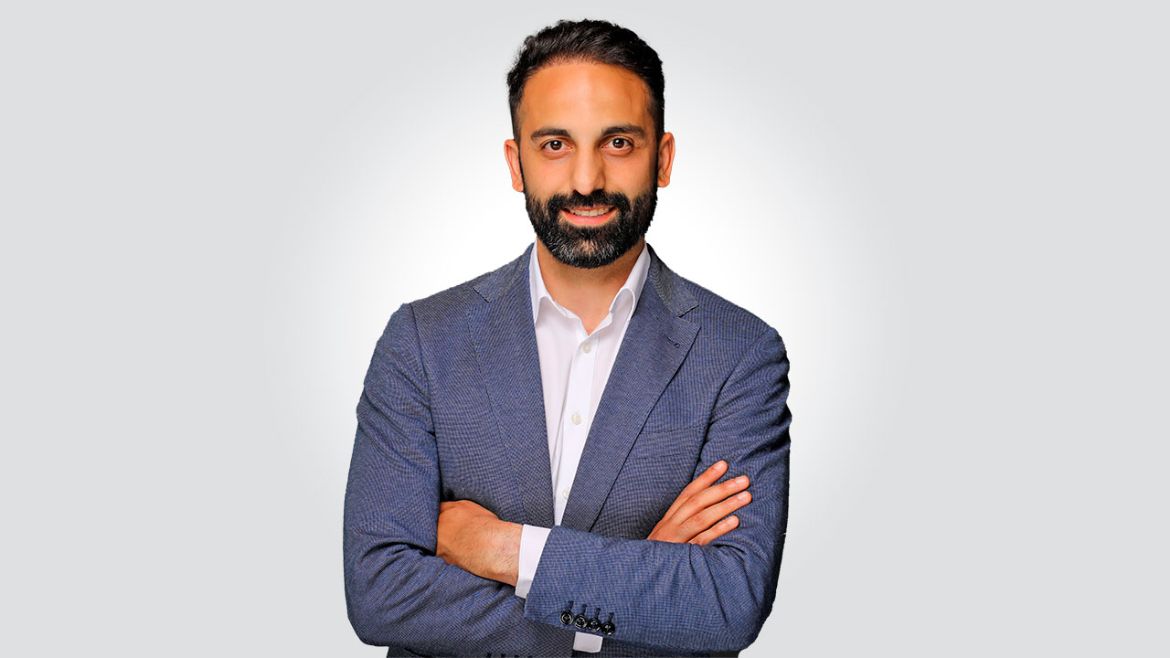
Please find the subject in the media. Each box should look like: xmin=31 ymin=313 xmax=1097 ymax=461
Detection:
xmin=689 ymin=489 xmax=752 ymax=533
xmin=668 ymin=474 xmax=749 ymax=527
xmin=688 ymin=515 xmax=740 ymax=546
xmin=687 ymin=474 xmax=751 ymax=515
xmin=667 ymin=486 xmax=750 ymax=544
xmin=662 ymin=460 xmax=728 ymax=520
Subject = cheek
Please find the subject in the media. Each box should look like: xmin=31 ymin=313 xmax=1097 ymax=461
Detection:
xmin=605 ymin=158 xmax=656 ymax=196
xmin=521 ymin=152 xmax=570 ymax=191
xmin=525 ymin=164 xmax=558 ymax=187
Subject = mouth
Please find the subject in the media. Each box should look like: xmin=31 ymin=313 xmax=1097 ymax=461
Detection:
xmin=559 ymin=205 xmax=617 ymax=226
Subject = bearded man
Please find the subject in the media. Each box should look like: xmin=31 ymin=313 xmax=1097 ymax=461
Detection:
xmin=344 ymin=18 xmax=792 ymax=657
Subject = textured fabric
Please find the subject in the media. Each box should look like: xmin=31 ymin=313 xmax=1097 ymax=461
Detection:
xmin=343 ymin=242 xmax=792 ymax=657
xmin=519 ymin=241 xmax=650 ymax=654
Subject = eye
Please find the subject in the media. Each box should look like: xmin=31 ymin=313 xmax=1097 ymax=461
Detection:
xmin=543 ymin=139 xmax=565 ymax=151
xmin=605 ymin=137 xmax=634 ymax=153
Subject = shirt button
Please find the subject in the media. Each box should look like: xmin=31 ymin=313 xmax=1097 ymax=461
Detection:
xmin=571 ymin=411 xmax=582 ymax=425
xmin=582 ymin=342 xmax=593 ymax=353
xmin=560 ymin=488 xmax=570 ymax=500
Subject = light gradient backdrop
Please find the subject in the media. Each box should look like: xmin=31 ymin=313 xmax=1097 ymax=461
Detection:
xmin=2 ymin=1 xmax=1166 ymax=656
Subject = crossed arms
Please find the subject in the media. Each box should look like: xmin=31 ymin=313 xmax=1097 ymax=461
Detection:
xmin=343 ymin=303 xmax=792 ymax=654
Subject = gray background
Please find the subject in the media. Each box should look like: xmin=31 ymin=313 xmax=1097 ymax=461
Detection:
xmin=2 ymin=1 xmax=1166 ymax=656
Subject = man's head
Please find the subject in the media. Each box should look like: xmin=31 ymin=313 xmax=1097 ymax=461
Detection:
xmin=504 ymin=20 xmax=675 ymax=269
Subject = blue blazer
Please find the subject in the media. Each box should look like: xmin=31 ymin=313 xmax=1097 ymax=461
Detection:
xmin=344 ymin=243 xmax=792 ymax=657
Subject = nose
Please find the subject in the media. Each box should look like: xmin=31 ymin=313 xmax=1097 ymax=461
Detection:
xmin=570 ymin=148 xmax=605 ymax=197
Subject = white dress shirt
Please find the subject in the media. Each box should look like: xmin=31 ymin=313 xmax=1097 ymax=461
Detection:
xmin=513 ymin=240 xmax=650 ymax=653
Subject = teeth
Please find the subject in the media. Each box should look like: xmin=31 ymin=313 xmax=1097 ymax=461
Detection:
xmin=568 ymin=206 xmax=612 ymax=217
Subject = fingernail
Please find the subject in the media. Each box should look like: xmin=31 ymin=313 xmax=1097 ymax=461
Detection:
xmin=736 ymin=476 xmax=748 ymax=484
xmin=737 ymin=491 xmax=751 ymax=501
xmin=713 ymin=460 xmax=727 ymax=471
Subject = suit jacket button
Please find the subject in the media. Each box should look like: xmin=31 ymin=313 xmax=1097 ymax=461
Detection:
xmin=602 ymin=621 xmax=616 ymax=636
xmin=560 ymin=611 xmax=573 ymax=625
xmin=574 ymin=613 xmax=587 ymax=628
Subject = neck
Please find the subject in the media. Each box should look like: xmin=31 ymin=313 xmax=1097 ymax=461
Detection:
xmin=535 ymin=238 xmax=644 ymax=335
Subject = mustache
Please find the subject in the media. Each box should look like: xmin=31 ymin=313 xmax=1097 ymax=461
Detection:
xmin=545 ymin=189 xmax=632 ymax=215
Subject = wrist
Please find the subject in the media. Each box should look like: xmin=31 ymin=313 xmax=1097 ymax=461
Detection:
xmin=490 ymin=520 xmax=522 ymax=586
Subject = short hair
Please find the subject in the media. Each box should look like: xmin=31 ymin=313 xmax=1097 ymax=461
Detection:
xmin=506 ymin=19 xmax=665 ymax=141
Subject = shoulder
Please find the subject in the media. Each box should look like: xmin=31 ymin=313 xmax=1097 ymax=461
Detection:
xmin=657 ymin=262 xmax=791 ymax=400
xmin=380 ymin=246 xmax=528 ymax=334
xmin=410 ymin=245 xmax=529 ymax=312
xmin=652 ymin=249 xmax=785 ymax=354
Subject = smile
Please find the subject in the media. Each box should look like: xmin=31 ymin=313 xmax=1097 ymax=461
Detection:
xmin=560 ymin=206 xmax=617 ymax=225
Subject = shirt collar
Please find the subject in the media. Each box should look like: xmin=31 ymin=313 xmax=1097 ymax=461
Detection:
xmin=528 ymin=241 xmax=651 ymax=325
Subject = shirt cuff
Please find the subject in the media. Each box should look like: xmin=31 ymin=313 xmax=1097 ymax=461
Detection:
xmin=573 ymin=632 xmax=603 ymax=652
xmin=514 ymin=524 xmax=550 ymax=599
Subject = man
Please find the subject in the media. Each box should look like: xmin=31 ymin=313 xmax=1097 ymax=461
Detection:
xmin=344 ymin=19 xmax=792 ymax=657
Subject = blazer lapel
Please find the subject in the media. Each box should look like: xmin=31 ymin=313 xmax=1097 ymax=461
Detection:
xmin=468 ymin=244 xmax=556 ymax=528
xmin=560 ymin=244 xmax=701 ymax=532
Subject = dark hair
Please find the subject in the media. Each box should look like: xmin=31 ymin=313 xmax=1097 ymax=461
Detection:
xmin=506 ymin=19 xmax=665 ymax=141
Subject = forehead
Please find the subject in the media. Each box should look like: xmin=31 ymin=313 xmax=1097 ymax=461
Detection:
xmin=518 ymin=61 xmax=653 ymax=131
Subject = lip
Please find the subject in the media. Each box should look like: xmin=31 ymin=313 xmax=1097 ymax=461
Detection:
xmin=560 ymin=206 xmax=617 ymax=226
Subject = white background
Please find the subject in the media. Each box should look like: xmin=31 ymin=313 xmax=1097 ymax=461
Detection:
xmin=2 ymin=1 xmax=1167 ymax=656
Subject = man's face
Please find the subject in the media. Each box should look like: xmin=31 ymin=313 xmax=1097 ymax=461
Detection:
xmin=505 ymin=61 xmax=675 ymax=268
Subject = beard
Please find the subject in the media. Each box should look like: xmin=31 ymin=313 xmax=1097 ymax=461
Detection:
xmin=524 ymin=178 xmax=658 ymax=269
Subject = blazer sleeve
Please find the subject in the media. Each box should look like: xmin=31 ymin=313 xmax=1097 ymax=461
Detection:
xmin=343 ymin=303 xmax=570 ymax=656
xmin=521 ymin=327 xmax=792 ymax=654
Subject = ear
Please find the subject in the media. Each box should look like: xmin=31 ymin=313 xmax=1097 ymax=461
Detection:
xmin=656 ymin=132 xmax=676 ymax=187
xmin=504 ymin=138 xmax=524 ymax=192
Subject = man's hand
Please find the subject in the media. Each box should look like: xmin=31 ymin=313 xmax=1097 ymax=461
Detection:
xmin=436 ymin=500 xmax=522 ymax=586
xmin=647 ymin=459 xmax=751 ymax=545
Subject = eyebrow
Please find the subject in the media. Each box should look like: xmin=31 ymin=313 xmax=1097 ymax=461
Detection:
xmin=529 ymin=127 xmax=570 ymax=141
xmin=528 ymin=124 xmax=648 ymax=142
xmin=601 ymin=124 xmax=647 ymax=139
